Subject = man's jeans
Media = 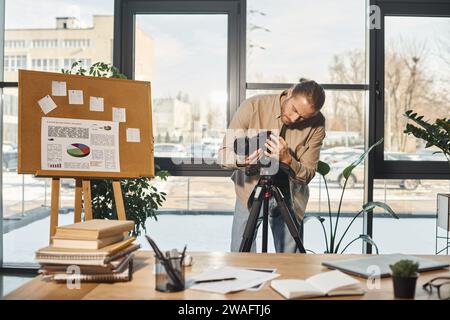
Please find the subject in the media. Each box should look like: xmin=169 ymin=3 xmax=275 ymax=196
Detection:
xmin=230 ymin=196 xmax=301 ymax=253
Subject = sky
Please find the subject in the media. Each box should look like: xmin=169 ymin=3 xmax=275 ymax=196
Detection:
xmin=4 ymin=0 xmax=449 ymax=103
xmin=135 ymin=14 xmax=228 ymax=103
xmin=4 ymin=0 xmax=114 ymax=29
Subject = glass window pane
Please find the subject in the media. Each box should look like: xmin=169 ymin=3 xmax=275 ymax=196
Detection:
xmin=384 ymin=16 xmax=450 ymax=161
xmin=134 ymin=14 xmax=228 ymax=161
xmin=373 ymin=179 xmax=450 ymax=254
xmin=4 ymin=0 xmax=114 ymax=81
xmin=154 ymin=176 xmax=236 ymax=212
xmin=246 ymin=0 xmax=366 ymax=84
xmin=2 ymin=0 xmax=114 ymax=265
xmin=2 ymin=87 xmax=77 ymax=264
xmin=128 ymin=176 xmax=236 ymax=251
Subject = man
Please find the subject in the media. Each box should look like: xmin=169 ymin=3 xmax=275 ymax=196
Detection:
xmin=218 ymin=78 xmax=326 ymax=253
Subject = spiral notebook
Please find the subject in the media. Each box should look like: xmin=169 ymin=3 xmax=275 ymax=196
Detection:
xmin=51 ymin=259 xmax=134 ymax=283
xmin=35 ymin=242 xmax=140 ymax=266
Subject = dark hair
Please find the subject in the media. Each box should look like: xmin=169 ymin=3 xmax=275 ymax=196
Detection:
xmin=291 ymin=78 xmax=325 ymax=110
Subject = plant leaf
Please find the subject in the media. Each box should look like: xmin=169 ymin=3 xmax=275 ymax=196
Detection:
xmin=340 ymin=234 xmax=379 ymax=254
xmin=359 ymin=234 xmax=379 ymax=254
xmin=362 ymin=201 xmax=399 ymax=219
xmin=343 ymin=138 xmax=383 ymax=179
xmin=317 ymin=160 xmax=330 ymax=177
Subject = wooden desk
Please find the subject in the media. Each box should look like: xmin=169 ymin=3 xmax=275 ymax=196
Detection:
xmin=4 ymin=251 xmax=450 ymax=300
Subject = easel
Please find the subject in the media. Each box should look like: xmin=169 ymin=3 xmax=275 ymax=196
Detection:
xmin=44 ymin=175 xmax=127 ymax=243
xmin=18 ymin=70 xmax=155 ymax=244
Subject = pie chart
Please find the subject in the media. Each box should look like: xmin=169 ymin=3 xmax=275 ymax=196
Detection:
xmin=67 ymin=143 xmax=90 ymax=158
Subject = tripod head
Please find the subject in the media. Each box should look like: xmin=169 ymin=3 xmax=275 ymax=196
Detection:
xmin=246 ymin=162 xmax=295 ymax=210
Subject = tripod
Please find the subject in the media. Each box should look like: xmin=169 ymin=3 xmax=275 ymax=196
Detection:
xmin=239 ymin=174 xmax=306 ymax=253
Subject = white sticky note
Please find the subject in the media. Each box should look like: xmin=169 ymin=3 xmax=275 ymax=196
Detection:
xmin=38 ymin=95 xmax=57 ymax=114
xmin=89 ymin=96 xmax=104 ymax=112
xmin=68 ymin=90 xmax=84 ymax=105
xmin=126 ymin=128 xmax=140 ymax=143
xmin=112 ymin=107 xmax=126 ymax=122
xmin=51 ymin=81 xmax=67 ymax=96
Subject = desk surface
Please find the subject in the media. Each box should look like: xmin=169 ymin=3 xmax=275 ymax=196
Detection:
xmin=4 ymin=251 xmax=450 ymax=300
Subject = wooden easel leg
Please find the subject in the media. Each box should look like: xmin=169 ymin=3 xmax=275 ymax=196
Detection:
xmin=50 ymin=178 xmax=60 ymax=243
xmin=74 ymin=178 xmax=82 ymax=223
xmin=112 ymin=180 xmax=127 ymax=221
xmin=82 ymin=180 xmax=93 ymax=221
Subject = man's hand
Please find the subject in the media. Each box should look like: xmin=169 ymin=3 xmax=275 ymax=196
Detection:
xmin=264 ymin=134 xmax=292 ymax=165
xmin=245 ymin=148 xmax=263 ymax=165
xmin=236 ymin=148 xmax=263 ymax=166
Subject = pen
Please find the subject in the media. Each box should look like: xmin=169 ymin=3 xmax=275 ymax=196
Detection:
xmin=194 ymin=277 xmax=237 ymax=284
xmin=180 ymin=245 xmax=187 ymax=266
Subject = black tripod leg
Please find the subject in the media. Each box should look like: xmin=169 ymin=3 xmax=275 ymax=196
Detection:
xmin=271 ymin=186 xmax=306 ymax=253
xmin=262 ymin=195 xmax=269 ymax=253
xmin=239 ymin=186 xmax=264 ymax=252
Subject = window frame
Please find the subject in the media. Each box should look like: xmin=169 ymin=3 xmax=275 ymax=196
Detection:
xmin=372 ymin=0 xmax=450 ymax=180
xmin=114 ymin=0 xmax=244 ymax=176
xmin=1 ymin=0 xmax=449 ymax=269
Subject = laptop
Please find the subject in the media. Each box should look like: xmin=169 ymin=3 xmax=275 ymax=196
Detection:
xmin=322 ymin=254 xmax=450 ymax=279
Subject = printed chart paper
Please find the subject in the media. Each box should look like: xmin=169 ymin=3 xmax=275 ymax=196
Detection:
xmin=68 ymin=90 xmax=84 ymax=105
xmin=51 ymin=81 xmax=67 ymax=96
xmin=38 ymin=95 xmax=58 ymax=114
xmin=41 ymin=117 xmax=120 ymax=172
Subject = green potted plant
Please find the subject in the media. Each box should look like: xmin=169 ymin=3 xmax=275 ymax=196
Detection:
xmin=309 ymin=138 xmax=399 ymax=254
xmin=62 ymin=61 xmax=169 ymax=236
xmin=389 ymin=259 xmax=420 ymax=299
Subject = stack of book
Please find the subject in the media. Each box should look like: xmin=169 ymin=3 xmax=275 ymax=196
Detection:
xmin=36 ymin=219 xmax=141 ymax=283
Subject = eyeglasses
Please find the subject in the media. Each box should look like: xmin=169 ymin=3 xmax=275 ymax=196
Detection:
xmin=422 ymin=277 xmax=450 ymax=300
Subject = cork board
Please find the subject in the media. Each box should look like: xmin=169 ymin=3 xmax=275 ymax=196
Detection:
xmin=18 ymin=69 xmax=154 ymax=178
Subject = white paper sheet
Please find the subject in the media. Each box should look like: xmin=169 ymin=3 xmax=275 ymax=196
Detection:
xmin=68 ymin=90 xmax=84 ymax=105
xmin=126 ymin=128 xmax=140 ymax=143
xmin=38 ymin=95 xmax=58 ymax=114
xmin=41 ymin=117 xmax=120 ymax=172
xmin=190 ymin=267 xmax=279 ymax=294
xmin=112 ymin=107 xmax=126 ymax=122
xmin=51 ymin=81 xmax=67 ymax=96
xmin=244 ymin=267 xmax=278 ymax=291
xmin=90 ymin=96 xmax=104 ymax=112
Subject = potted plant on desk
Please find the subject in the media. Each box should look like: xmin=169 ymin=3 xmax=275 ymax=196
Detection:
xmin=389 ymin=259 xmax=420 ymax=299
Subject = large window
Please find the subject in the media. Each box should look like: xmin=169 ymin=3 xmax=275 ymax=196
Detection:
xmin=372 ymin=1 xmax=450 ymax=178
xmin=383 ymin=16 xmax=449 ymax=162
xmin=373 ymin=180 xmax=450 ymax=254
xmin=134 ymin=14 xmax=228 ymax=161
xmin=2 ymin=0 xmax=450 ymax=269
xmin=3 ymin=0 xmax=114 ymax=82
xmin=246 ymin=0 xmax=366 ymax=84
xmin=1 ymin=0 xmax=114 ymax=266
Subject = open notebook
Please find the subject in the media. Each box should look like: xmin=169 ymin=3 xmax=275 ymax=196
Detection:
xmin=270 ymin=270 xmax=365 ymax=299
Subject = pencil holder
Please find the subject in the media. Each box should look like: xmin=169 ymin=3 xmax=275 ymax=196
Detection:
xmin=154 ymin=255 xmax=185 ymax=292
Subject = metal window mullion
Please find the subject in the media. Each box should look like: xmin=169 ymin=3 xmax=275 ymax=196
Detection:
xmin=363 ymin=0 xmax=379 ymax=254
xmin=0 ymin=0 xmax=5 ymax=268
xmin=246 ymin=83 xmax=369 ymax=91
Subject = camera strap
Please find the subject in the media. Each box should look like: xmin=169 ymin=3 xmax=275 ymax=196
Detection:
xmin=273 ymin=124 xmax=290 ymax=196
xmin=280 ymin=124 xmax=287 ymax=139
